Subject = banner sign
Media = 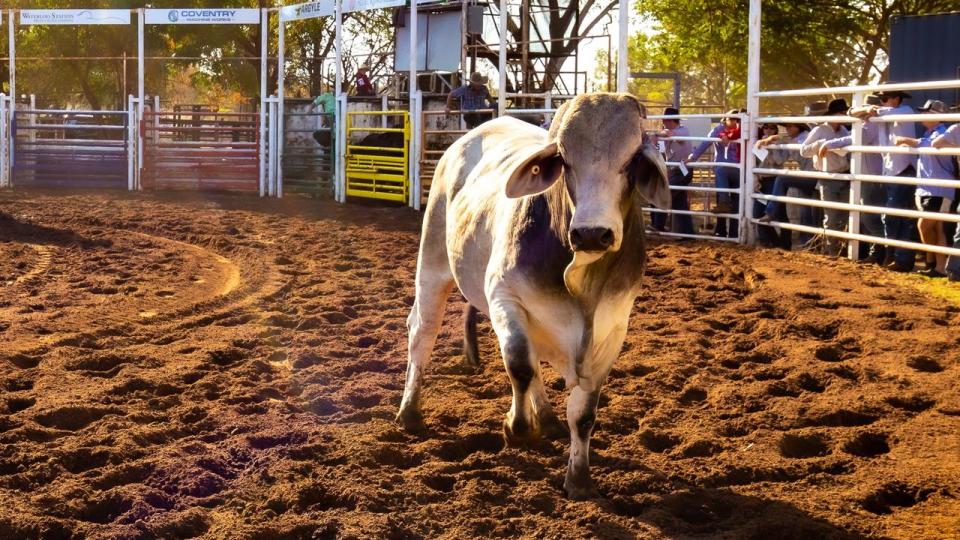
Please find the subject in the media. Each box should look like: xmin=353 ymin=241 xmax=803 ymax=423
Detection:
xmin=21 ymin=9 xmax=131 ymax=25
xmin=144 ymin=8 xmax=260 ymax=25
xmin=280 ymin=1 xmax=334 ymax=22
xmin=343 ymin=0 xmax=406 ymax=14
xmin=280 ymin=0 xmax=404 ymax=21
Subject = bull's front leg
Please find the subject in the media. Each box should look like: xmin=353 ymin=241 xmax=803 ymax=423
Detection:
xmin=489 ymin=298 xmax=541 ymax=445
xmin=563 ymin=383 xmax=603 ymax=499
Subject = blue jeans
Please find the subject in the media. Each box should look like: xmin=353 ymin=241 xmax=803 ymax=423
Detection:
xmin=755 ymin=176 xmax=791 ymax=249
xmin=946 ymin=219 xmax=960 ymax=277
xmin=714 ymin=166 xmax=739 ymax=238
xmin=860 ymin=182 xmax=887 ymax=261
xmin=883 ymin=166 xmax=918 ymax=268
xmin=764 ymin=175 xmax=818 ymax=244
xmin=651 ymin=168 xmax=694 ymax=235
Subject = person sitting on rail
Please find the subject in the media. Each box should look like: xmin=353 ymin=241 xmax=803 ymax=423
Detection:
xmin=817 ymin=94 xmax=887 ymax=264
xmin=755 ymin=120 xmax=816 ymax=248
xmin=650 ymin=107 xmax=694 ymax=236
xmin=893 ymin=99 xmax=958 ymax=278
xmin=937 ymin=117 xmax=960 ymax=281
xmin=446 ymin=72 xmax=496 ymax=130
xmin=849 ymin=89 xmax=918 ymax=272
xmin=753 ymin=123 xmax=791 ymax=249
xmin=685 ymin=109 xmax=743 ymax=238
xmin=797 ymin=99 xmax=852 ymax=257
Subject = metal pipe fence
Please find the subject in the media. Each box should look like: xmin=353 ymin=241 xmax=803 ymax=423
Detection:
xmin=748 ymin=78 xmax=960 ymax=262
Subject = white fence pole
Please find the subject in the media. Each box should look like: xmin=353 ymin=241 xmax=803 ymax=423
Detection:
xmin=0 ymin=94 xmax=6 ymax=188
xmin=259 ymin=8 xmax=268 ymax=198
xmin=497 ymin=0 xmax=507 ymax=116
xmin=277 ymin=20 xmax=286 ymax=199
xmin=848 ymin=91 xmax=865 ymax=259
xmin=616 ymin=0 xmax=628 ymax=92
xmin=409 ymin=0 xmax=419 ymax=209
xmin=137 ymin=9 xmax=144 ymax=191
xmin=127 ymin=94 xmax=135 ymax=191
xmin=742 ymin=0 xmax=761 ymax=245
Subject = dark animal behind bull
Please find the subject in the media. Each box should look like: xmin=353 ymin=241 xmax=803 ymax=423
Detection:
xmin=397 ymin=92 xmax=670 ymax=499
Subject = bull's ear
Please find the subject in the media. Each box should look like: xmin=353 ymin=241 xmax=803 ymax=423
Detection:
xmin=504 ymin=142 xmax=564 ymax=198
xmin=630 ymin=143 xmax=671 ymax=210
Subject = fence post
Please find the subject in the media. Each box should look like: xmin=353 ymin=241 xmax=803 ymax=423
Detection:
xmin=127 ymin=95 xmax=135 ymax=191
xmin=742 ymin=0 xmax=762 ymax=245
xmin=259 ymin=8 xmax=268 ymax=198
xmin=410 ymin=91 xmax=422 ymax=210
xmin=0 ymin=94 xmax=6 ymax=189
xmin=847 ymin=92 xmax=865 ymax=260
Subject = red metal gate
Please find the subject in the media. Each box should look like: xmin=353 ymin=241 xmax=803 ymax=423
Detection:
xmin=141 ymin=110 xmax=259 ymax=191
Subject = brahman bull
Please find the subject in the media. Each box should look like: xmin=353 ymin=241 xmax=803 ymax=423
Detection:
xmin=396 ymin=93 xmax=670 ymax=499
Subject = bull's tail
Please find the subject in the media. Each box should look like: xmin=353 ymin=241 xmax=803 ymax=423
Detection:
xmin=463 ymin=304 xmax=480 ymax=367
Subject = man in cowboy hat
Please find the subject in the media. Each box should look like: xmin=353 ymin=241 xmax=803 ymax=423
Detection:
xmin=354 ymin=59 xmax=376 ymax=97
xmin=794 ymin=98 xmax=851 ymax=256
xmin=650 ymin=107 xmax=694 ymax=235
xmin=849 ymin=88 xmax=918 ymax=272
xmin=755 ymin=116 xmax=817 ymax=247
xmin=818 ymin=93 xmax=887 ymax=264
xmin=892 ymin=99 xmax=958 ymax=277
xmin=446 ymin=72 xmax=497 ymax=129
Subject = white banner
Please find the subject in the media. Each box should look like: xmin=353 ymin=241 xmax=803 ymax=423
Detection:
xmin=280 ymin=0 xmax=405 ymax=21
xmin=343 ymin=0 xmax=406 ymax=14
xmin=20 ymin=9 xmax=131 ymax=25
xmin=144 ymin=8 xmax=260 ymax=25
xmin=280 ymin=1 xmax=334 ymax=22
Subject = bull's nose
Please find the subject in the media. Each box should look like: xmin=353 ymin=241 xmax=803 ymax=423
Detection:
xmin=569 ymin=227 xmax=614 ymax=252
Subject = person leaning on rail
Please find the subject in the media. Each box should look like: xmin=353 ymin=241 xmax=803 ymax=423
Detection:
xmin=753 ymin=123 xmax=792 ymax=249
xmin=893 ymin=99 xmax=959 ymax=278
xmin=685 ymin=109 xmax=743 ymax=238
xmin=796 ymin=99 xmax=852 ymax=257
xmin=849 ymin=89 xmax=918 ymax=273
xmin=650 ymin=107 xmax=695 ymax=236
xmin=755 ymin=118 xmax=817 ymax=248
xmin=817 ymin=94 xmax=887 ymax=264
xmin=934 ymin=109 xmax=960 ymax=281
xmin=446 ymin=72 xmax=497 ymax=130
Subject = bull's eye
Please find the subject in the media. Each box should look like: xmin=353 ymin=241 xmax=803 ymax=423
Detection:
xmin=531 ymin=164 xmax=541 ymax=176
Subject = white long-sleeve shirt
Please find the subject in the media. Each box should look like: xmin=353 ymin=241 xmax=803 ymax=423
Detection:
xmin=800 ymin=123 xmax=850 ymax=173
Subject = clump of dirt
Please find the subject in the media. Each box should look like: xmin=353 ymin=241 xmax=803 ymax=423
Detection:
xmin=0 ymin=190 xmax=957 ymax=539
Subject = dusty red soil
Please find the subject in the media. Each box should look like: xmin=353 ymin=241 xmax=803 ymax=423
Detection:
xmin=0 ymin=190 xmax=957 ymax=540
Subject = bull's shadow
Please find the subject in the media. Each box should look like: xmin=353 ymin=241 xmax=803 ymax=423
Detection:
xmin=595 ymin=484 xmax=882 ymax=540
xmin=0 ymin=212 xmax=104 ymax=248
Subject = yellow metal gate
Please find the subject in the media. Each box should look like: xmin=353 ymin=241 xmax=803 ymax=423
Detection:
xmin=345 ymin=110 xmax=409 ymax=203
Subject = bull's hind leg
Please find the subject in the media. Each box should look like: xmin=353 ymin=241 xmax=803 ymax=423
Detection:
xmin=531 ymin=377 xmax=568 ymax=440
xmin=489 ymin=298 xmax=541 ymax=445
xmin=396 ymin=203 xmax=455 ymax=431
xmin=396 ymin=272 xmax=454 ymax=431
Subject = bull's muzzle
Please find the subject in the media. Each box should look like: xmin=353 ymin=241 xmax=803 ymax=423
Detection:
xmin=569 ymin=226 xmax=615 ymax=252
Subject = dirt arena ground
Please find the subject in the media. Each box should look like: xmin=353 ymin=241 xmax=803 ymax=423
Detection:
xmin=0 ymin=190 xmax=958 ymax=539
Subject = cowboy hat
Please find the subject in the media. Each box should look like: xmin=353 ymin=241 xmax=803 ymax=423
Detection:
xmin=469 ymin=72 xmax=488 ymax=85
xmin=917 ymin=99 xmax=947 ymax=114
xmin=875 ymin=89 xmax=911 ymax=100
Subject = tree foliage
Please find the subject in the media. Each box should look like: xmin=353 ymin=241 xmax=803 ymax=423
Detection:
xmin=613 ymin=0 xmax=958 ymax=111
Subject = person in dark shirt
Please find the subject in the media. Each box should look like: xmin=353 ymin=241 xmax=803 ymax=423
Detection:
xmin=355 ymin=61 xmax=376 ymax=97
xmin=446 ymin=72 xmax=496 ymax=129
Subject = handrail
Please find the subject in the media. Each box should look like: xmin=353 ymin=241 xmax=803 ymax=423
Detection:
xmin=765 ymin=143 xmax=960 ymax=156
xmin=754 ymin=79 xmax=960 ymax=98
xmin=753 ymin=167 xmax=960 ymax=189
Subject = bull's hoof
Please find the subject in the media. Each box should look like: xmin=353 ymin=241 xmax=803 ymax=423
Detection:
xmin=395 ymin=406 xmax=426 ymax=433
xmin=502 ymin=417 xmax=541 ymax=447
xmin=563 ymin=477 xmax=599 ymax=501
xmin=539 ymin=412 xmax=569 ymax=441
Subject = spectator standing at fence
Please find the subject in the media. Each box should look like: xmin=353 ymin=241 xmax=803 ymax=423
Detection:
xmin=753 ymin=123 xmax=791 ymax=249
xmin=818 ymin=94 xmax=886 ymax=263
xmin=935 ymin=119 xmax=960 ymax=280
xmin=797 ymin=99 xmax=851 ymax=256
xmin=686 ymin=109 xmax=743 ymax=238
xmin=650 ymin=107 xmax=694 ymax=235
xmin=849 ymin=89 xmax=917 ymax=272
xmin=892 ymin=100 xmax=957 ymax=277
xmin=354 ymin=61 xmax=376 ymax=97
xmin=755 ymin=121 xmax=816 ymax=247
xmin=447 ymin=72 xmax=496 ymax=130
